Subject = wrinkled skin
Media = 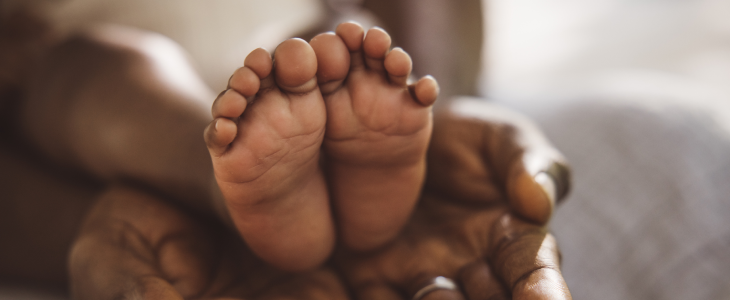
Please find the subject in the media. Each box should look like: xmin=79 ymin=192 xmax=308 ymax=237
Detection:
xmin=335 ymin=99 xmax=572 ymax=300
xmin=335 ymin=195 xmax=569 ymax=300
xmin=69 ymin=99 xmax=572 ymax=300
xmin=70 ymin=186 xmax=350 ymax=300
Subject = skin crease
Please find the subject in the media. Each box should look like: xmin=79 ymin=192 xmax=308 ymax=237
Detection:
xmin=68 ymin=184 xmax=570 ymax=300
xmin=69 ymin=106 xmax=575 ymax=299
xmin=207 ymin=38 xmax=335 ymax=272
xmin=11 ymin=9 xmax=559 ymax=269
xmin=426 ymin=99 xmax=571 ymax=225
xmin=333 ymin=101 xmax=572 ymax=300
xmin=68 ymin=185 xmax=351 ymax=300
xmin=1 ymin=8 xmax=571 ymax=298
xmin=206 ymin=22 xmax=443 ymax=271
xmin=311 ymin=23 xmax=438 ymax=252
xmin=0 ymin=99 xmax=572 ymax=300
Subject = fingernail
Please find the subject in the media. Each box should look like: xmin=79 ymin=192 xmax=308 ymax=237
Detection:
xmin=534 ymin=172 xmax=556 ymax=208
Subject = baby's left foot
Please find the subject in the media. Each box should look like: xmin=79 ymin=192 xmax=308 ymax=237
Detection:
xmin=204 ymin=39 xmax=333 ymax=271
xmin=310 ymin=22 xmax=439 ymax=250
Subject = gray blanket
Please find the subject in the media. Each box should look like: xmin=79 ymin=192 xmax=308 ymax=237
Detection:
xmin=525 ymin=100 xmax=730 ymax=300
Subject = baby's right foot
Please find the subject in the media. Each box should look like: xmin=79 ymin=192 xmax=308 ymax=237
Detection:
xmin=204 ymin=39 xmax=334 ymax=271
xmin=310 ymin=23 xmax=439 ymax=250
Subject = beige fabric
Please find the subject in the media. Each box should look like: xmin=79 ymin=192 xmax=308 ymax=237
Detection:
xmin=3 ymin=0 xmax=325 ymax=92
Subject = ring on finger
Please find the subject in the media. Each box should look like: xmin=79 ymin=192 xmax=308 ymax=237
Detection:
xmin=412 ymin=276 xmax=458 ymax=300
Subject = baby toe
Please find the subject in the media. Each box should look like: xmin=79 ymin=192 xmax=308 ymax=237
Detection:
xmin=411 ymin=75 xmax=439 ymax=106
xmin=384 ymin=47 xmax=412 ymax=86
xmin=362 ymin=27 xmax=391 ymax=72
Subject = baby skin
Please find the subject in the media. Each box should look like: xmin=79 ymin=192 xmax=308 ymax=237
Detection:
xmin=204 ymin=22 xmax=438 ymax=271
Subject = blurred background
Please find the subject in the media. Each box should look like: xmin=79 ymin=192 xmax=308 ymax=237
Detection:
xmin=1 ymin=0 xmax=729 ymax=299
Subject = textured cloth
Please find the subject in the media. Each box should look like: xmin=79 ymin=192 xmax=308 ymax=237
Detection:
xmin=519 ymin=99 xmax=730 ymax=300
xmin=488 ymin=0 xmax=730 ymax=297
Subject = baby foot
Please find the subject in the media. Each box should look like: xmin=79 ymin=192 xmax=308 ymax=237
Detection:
xmin=310 ymin=22 xmax=439 ymax=250
xmin=204 ymin=39 xmax=334 ymax=271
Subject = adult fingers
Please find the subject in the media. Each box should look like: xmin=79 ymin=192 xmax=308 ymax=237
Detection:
xmin=333 ymin=201 xmax=472 ymax=300
xmin=250 ymin=269 xmax=351 ymax=300
xmin=487 ymin=214 xmax=572 ymax=299
xmin=457 ymin=262 xmax=509 ymax=300
xmin=427 ymin=97 xmax=571 ymax=224
xmin=70 ymin=233 xmax=185 ymax=300
xmin=345 ymin=276 xmax=468 ymax=300
xmin=69 ymin=185 xmax=216 ymax=300
xmin=408 ymin=276 xmax=466 ymax=300
xmin=350 ymin=283 xmax=402 ymax=300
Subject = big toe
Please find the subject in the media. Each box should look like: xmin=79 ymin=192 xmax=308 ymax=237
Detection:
xmin=310 ymin=32 xmax=350 ymax=94
xmin=274 ymin=38 xmax=318 ymax=93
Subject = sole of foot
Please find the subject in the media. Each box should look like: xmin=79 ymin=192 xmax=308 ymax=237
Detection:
xmin=204 ymin=39 xmax=334 ymax=271
xmin=310 ymin=22 xmax=439 ymax=251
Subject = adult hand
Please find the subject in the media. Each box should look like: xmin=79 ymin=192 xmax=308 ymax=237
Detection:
xmin=334 ymin=98 xmax=572 ymax=299
xmin=68 ymin=98 xmax=572 ymax=300
xmin=69 ymin=185 xmax=349 ymax=300
xmin=335 ymin=195 xmax=570 ymax=300
xmin=426 ymin=98 xmax=571 ymax=224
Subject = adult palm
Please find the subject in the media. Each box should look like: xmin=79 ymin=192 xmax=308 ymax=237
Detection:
xmin=69 ymin=185 xmax=349 ymax=300
xmin=335 ymin=194 xmax=569 ymax=300
xmin=69 ymin=99 xmax=572 ymax=300
xmin=334 ymin=99 xmax=572 ymax=300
